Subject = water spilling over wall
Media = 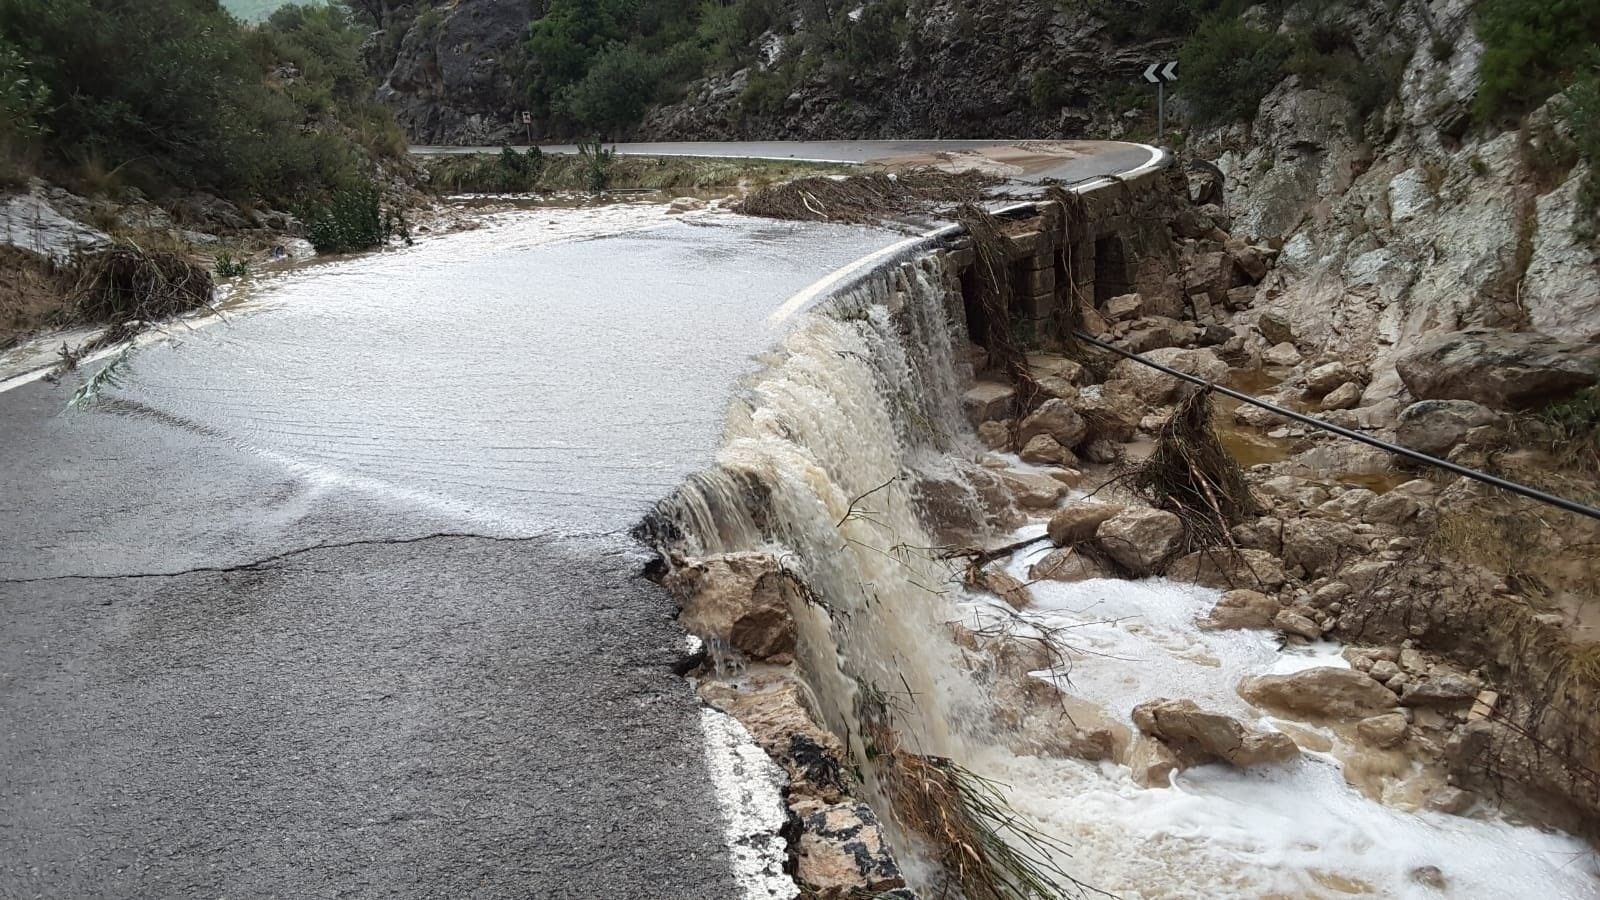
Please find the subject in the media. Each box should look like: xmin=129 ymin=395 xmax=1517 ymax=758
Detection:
xmin=642 ymin=248 xmax=1600 ymax=898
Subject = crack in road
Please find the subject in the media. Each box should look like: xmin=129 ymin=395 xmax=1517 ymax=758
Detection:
xmin=0 ymin=531 xmax=557 ymax=585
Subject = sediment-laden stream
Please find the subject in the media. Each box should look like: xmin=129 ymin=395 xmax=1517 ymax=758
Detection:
xmin=651 ymin=249 xmax=1600 ymax=897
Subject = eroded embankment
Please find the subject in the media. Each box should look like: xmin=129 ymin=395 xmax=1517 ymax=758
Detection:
xmin=640 ymin=198 xmax=1600 ymax=898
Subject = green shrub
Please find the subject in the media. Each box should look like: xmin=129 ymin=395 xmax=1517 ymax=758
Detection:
xmin=1179 ymin=16 xmax=1292 ymax=124
xmin=577 ymin=139 xmax=615 ymax=193
xmin=561 ymin=44 xmax=663 ymax=135
xmin=214 ymin=251 xmax=250 ymax=278
xmin=303 ymin=185 xmax=391 ymax=254
xmin=1476 ymin=0 xmax=1600 ymax=122
xmin=0 ymin=37 xmax=45 ymax=140
xmin=740 ymin=68 xmax=792 ymax=116
xmin=1566 ymin=63 xmax=1600 ymax=239
xmin=1029 ymin=70 xmax=1070 ymax=111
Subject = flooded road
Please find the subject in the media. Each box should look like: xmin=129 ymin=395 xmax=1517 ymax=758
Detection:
xmin=0 ymin=204 xmax=902 ymax=899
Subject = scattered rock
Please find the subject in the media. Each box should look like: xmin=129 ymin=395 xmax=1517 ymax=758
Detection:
xmin=1019 ymin=434 xmax=1078 ymax=466
xmin=1106 ymin=347 xmax=1229 ymax=405
xmin=664 ymin=553 xmax=798 ymax=660
xmin=963 ymin=381 xmax=1017 ymax=426
xmin=1047 ymin=503 xmax=1123 ymax=546
xmin=1017 ymin=398 xmax=1088 ymax=449
xmin=1127 ymin=736 xmax=1181 ymax=788
xmin=1356 ymin=712 xmax=1409 ymax=748
xmin=1409 ymin=865 xmax=1447 ymax=891
xmin=1167 ymin=548 xmax=1288 ymax=591
xmin=1399 ymin=673 xmax=1482 ymax=708
xmin=1273 ymin=608 xmax=1323 ymax=640
xmin=1239 ymin=667 xmax=1400 ymax=721
xmin=1257 ymin=310 xmax=1295 ymax=346
xmin=1263 ymin=341 xmax=1303 ymax=367
xmin=1105 ymin=293 xmax=1144 ymax=322
xmin=1319 ymin=382 xmax=1362 ymax=411
xmin=1395 ymin=329 xmax=1600 ymax=410
xmin=996 ymin=469 xmax=1068 ymax=509
xmin=1425 ymin=786 xmax=1476 ymax=815
xmin=1395 ymin=400 xmax=1499 ymax=456
xmin=976 ymin=420 xmax=1012 ymax=451
xmin=1132 ymin=698 xmax=1298 ymax=768
xmin=976 ymin=568 xmax=1033 ymax=610
xmin=1027 ymin=353 xmax=1088 ymax=385
xmin=1303 ymin=362 xmax=1360 ymax=396
xmin=1201 ymin=589 xmax=1282 ymax=630
xmin=1094 ymin=507 xmax=1186 ymax=577
xmin=1030 ymin=547 xmax=1107 ymax=583
xmin=793 ymin=800 xmax=906 ymax=896
xmin=1368 ymin=659 xmax=1401 ymax=684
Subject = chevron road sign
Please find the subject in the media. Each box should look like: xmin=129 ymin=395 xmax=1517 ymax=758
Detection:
xmin=1143 ymin=60 xmax=1179 ymax=137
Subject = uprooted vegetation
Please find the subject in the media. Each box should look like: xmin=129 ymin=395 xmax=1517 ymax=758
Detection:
xmin=737 ymin=169 xmax=1002 ymax=224
xmin=1133 ymin=389 xmax=1259 ymax=546
xmin=423 ymin=149 xmax=846 ymax=195
xmin=0 ymin=241 xmax=213 ymax=351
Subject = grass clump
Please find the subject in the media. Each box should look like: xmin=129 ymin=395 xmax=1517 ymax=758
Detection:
xmin=66 ymin=243 xmax=213 ymax=325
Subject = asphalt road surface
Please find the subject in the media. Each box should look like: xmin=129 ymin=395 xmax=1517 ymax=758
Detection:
xmin=1 ymin=142 xmax=1158 ymax=898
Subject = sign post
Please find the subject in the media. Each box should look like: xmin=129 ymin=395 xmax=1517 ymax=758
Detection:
xmin=520 ymin=110 xmax=533 ymax=145
xmin=1142 ymin=61 xmax=1179 ymax=138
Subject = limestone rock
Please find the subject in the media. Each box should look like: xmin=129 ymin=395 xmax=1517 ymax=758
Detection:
xmin=1019 ymin=434 xmax=1078 ymax=467
xmin=794 ymin=800 xmax=905 ymax=896
xmin=977 ymin=568 xmax=1033 ymax=610
xmin=1027 ymin=353 xmax=1088 ymax=385
xmin=1363 ymin=491 xmax=1426 ymax=526
xmin=977 ymin=420 xmax=1012 ymax=451
xmin=1357 ymin=712 xmax=1409 ymax=748
xmin=1105 ymin=293 xmax=1144 ymax=322
xmin=1095 ymin=507 xmax=1185 ymax=577
xmin=1132 ymin=698 xmax=1298 ymax=768
xmin=1319 ymin=382 xmax=1363 ymax=411
xmin=1263 ymin=341 xmax=1303 ymax=367
xmin=963 ymin=381 xmax=1018 ymax=426
xmin=1273 ymin=608 xmax=1323 ymax=640
xmin=1030 ymin=547 xmax=1106 ymax=583
xmin=665 ymin=553 xmax=798 ymax=660
xmin=1257 ymin=310 xmax=1295 ymax=346
xmin=1395 ymin=329 xmax=1600 ymax=410
xmin=996 ymin=469 xmax=1068 ymax=509
xmin=1395 ymin=400 xmax=1498 ymax=456
xmin=1018 ymin=398 xmax=1088 ymax=449
xmin=1127 ymin=736 xmax=1181 ymax=788
xmin=1303 ymin=362 xmax=1360 ymax=396
xmin=1201 ymin=589 xmax=1282 ymax=630
xmin=1047 ymin=503 xmax=1123 ymax=546
xmin=1239 ymin=667 xmax=1401 ymax=721
xmin=1399 ymin=672 xmax=1482 ymax=707
xmin=1167 ymin=548 xmax=1287 ymax=591
xmin=1106 ymin=347 xmax=1229 ymax=406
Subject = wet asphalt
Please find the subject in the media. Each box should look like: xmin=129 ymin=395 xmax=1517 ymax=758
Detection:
xmin=0 ymin=210 xmax=907 ymax=899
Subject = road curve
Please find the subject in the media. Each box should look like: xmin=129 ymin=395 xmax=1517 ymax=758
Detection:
xmin=413 ymin=139 xmax=1167 ymax=187
xmin=1 ymin=142 xmax=1166 ymax=899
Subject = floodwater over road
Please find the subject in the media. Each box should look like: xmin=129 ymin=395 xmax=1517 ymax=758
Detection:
xmin=0 ymin=203 xmax=902 ymax=899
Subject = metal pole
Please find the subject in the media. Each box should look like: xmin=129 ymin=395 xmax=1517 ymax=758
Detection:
xmin=1158 ymin=80 xmax=1166 ymax=139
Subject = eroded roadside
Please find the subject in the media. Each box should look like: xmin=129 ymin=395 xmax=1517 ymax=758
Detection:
xmin=642 ymin=176 xmax=1600 ymax=897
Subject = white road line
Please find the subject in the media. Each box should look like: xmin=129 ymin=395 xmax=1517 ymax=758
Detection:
xmin=697 ymin=707 xmax=800 ymax=900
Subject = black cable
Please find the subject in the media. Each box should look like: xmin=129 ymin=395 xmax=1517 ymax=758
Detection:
xmin=1072 ymin=331 xmax=1600 ymax=523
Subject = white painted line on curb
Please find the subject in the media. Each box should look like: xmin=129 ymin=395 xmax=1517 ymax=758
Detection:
xmin=697 ymin=707 xmax=800 ymax=900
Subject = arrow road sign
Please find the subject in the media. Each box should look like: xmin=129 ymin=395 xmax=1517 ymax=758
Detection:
xmin=1144 ymin=61 xmax=1178 ymax=83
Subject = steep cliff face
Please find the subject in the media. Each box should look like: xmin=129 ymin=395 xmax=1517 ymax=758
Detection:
xmin=1191 ymin=0 xmax=1597 ymax=400
xmin=374 ymin=0 xmax=533 ymax=146
xmin=641 ymin=2 xmax=1167 ymax=141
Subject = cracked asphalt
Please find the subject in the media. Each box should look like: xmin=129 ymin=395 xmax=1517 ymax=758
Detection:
xmin=0 ymin=211 xmax=911 ymax=899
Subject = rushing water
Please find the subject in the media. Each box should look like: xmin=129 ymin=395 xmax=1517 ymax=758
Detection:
xmin=651 ymin=251 xmax=1600 ymax=897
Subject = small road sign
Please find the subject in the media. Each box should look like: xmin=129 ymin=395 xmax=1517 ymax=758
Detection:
xmin=1142 ymin=61 xmax=1179 ymax=138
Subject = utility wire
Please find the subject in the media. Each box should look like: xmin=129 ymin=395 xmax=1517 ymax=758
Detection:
xmin=1072 ymin=331 xmax=1600 ymax=523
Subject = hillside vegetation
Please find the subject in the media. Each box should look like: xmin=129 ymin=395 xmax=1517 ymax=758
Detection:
xmin=0 ymin=0 xmax=403 ymax=208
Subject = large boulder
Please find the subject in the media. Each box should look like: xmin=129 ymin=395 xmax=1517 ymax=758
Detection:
xmin=1166 ymin=548 xmax=1287 ymax=591
xmin=1017 ymin=398 xmax=1088 ymax=449
xmin=1030 ymin=547 xmax=1107 ymax=583
xmin=1394 ymin=400 xmax=1499 ymax=456
xmin=963 ymin=381 xmax=1018 ymax=426
xmin=1132 ymin=699 xmax=1298 ymax=768
xmin=1200 ymin=589 xmax=1282 ymax=630
xmin=1047 ymin=503 xmax=1123 ymax=546
xmin=995 ymin=469 xmax=1068 ymax=509
xmin=1395 ymin=329 xmax=1600 ymax=410
xmin=1239 ymin=667 xmax=1400 ymax=721
xmin=1094 ymin=507 xmax=1186 ymax=576
xmin=664 ymin=553 xmax=798 ymax=660
xmin=1106 ymin=347 xmax=1229 ymax=406
xmin=793 ymin=800 xmax=906 ymax=896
